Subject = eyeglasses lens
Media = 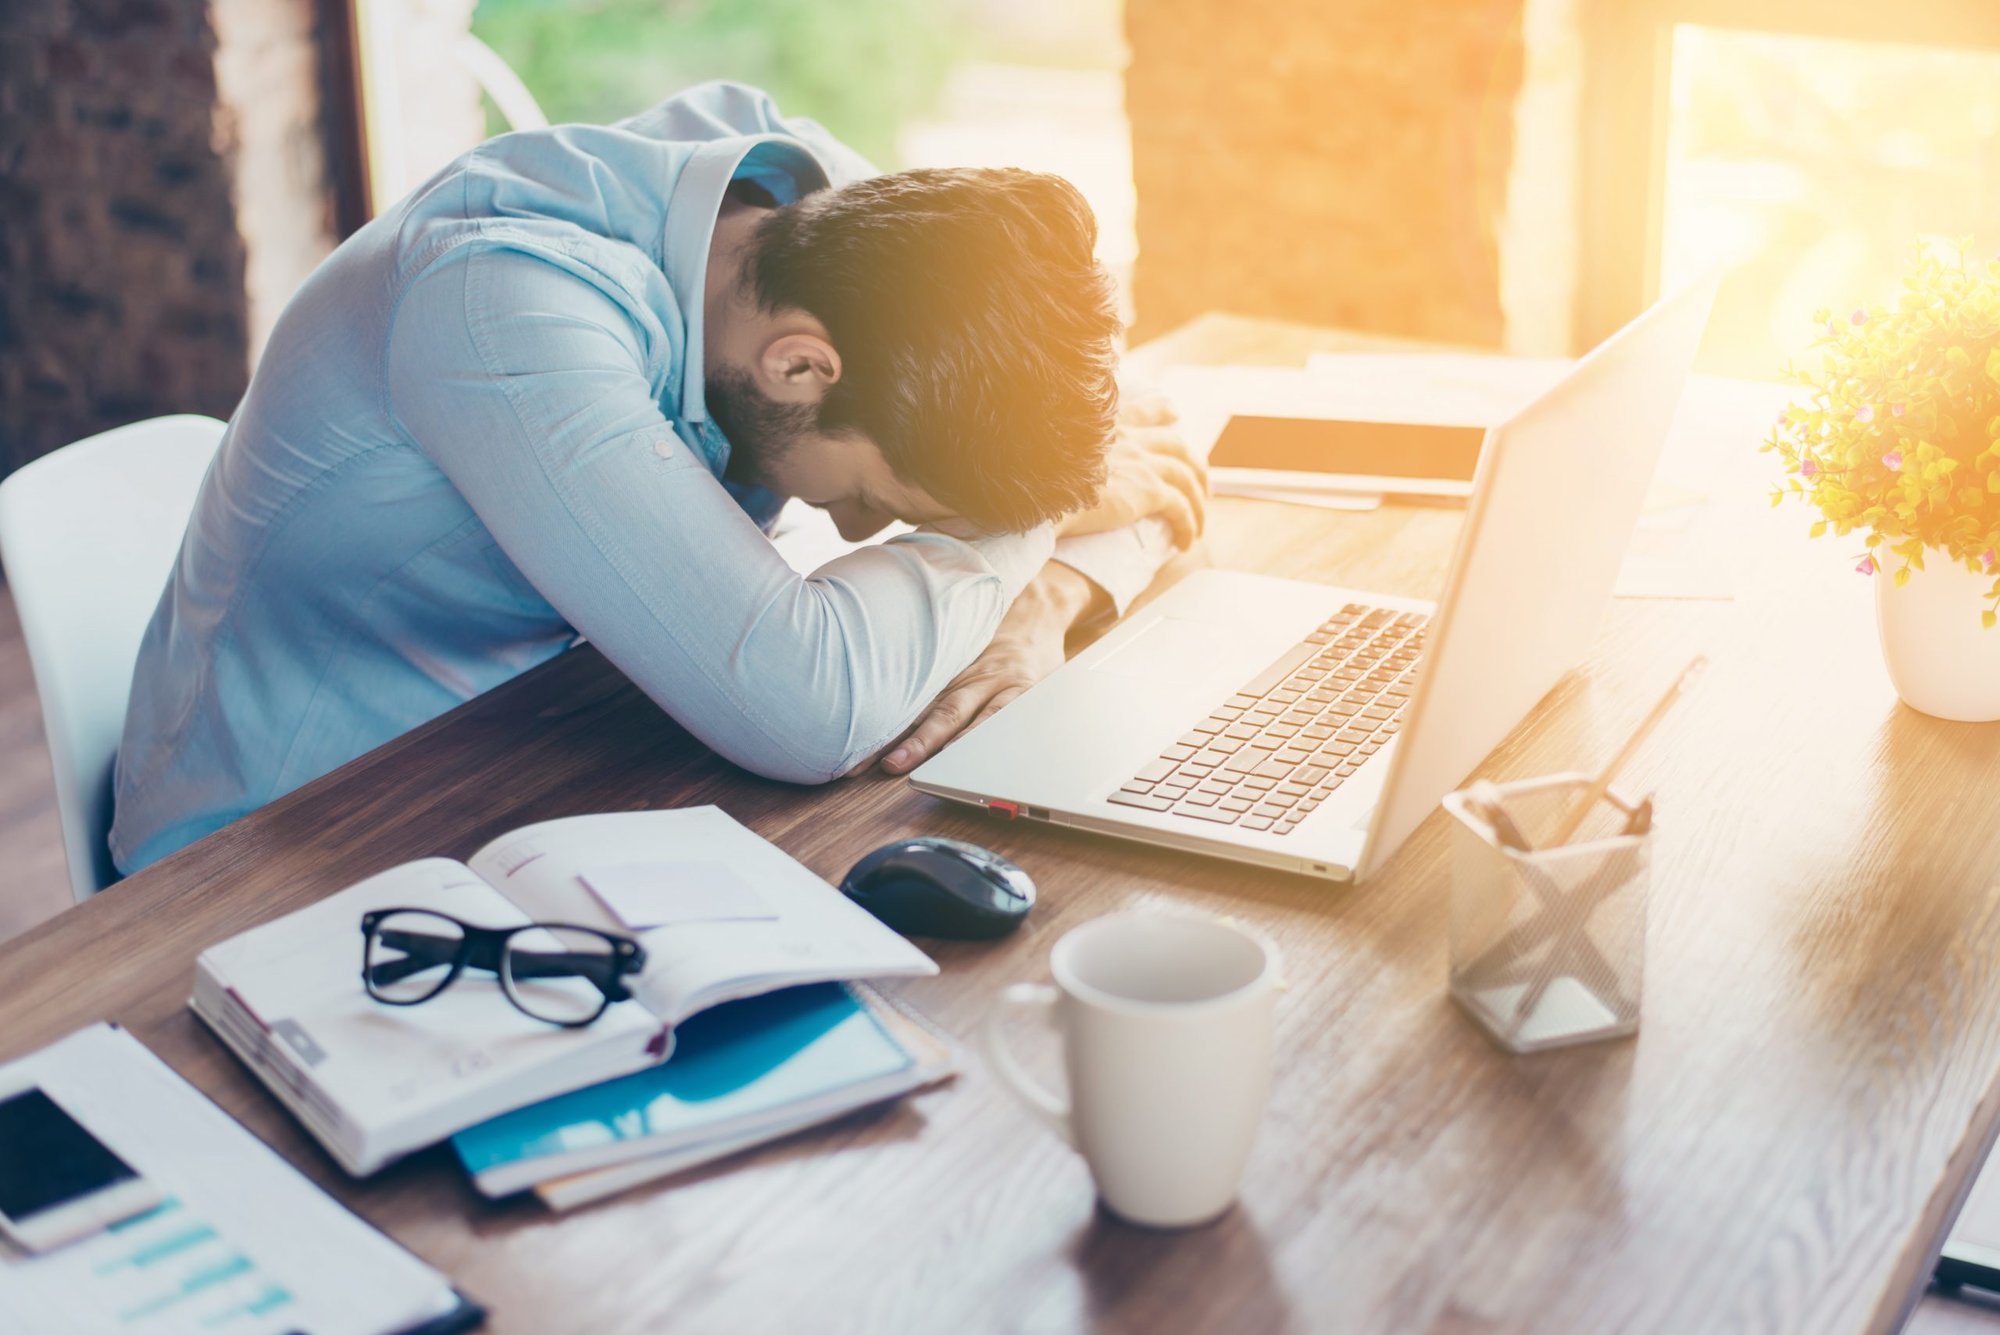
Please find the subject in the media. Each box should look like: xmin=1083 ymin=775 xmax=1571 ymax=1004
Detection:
xmin=365 ymin=910 xmax=466 ymax=1003
xmin=503 ymin=925 xmax=616 ymax=1025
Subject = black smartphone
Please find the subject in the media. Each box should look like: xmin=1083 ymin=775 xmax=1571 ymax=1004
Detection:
xmin=1208 ymin=415 xmax=1486 ymax=494
xmin=0 ymin=1087 xmax=162 ymax=1252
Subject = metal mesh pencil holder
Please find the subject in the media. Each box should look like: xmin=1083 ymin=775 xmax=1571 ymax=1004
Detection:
xmin=1443 ymin=773 xmax=1649 ymax=1054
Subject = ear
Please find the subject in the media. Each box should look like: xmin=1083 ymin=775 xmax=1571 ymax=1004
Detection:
xmin=757 ymin=332 xmax=842 ymax=405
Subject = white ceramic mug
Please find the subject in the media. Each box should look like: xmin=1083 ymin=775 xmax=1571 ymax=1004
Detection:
xmin=982 ymin=910 xmax=1280 ymax=1228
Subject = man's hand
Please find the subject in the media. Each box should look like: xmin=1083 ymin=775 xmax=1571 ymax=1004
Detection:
xmin=865 ymin=562 xmax=1104 ymax=776
xmin=1059 ymin=394 xmax=1208 ymax=547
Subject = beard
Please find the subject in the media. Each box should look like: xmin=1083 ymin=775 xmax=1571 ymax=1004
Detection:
xmin=708 ymin=366 xmax=819 ymax=489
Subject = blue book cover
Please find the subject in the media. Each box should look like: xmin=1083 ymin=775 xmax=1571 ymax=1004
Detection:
xmin=452 ymin=984 xmax=914 ymax=1184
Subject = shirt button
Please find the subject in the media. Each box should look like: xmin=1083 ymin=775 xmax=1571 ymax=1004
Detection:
xmin=653 ymin=438 xmax=673 ymax=459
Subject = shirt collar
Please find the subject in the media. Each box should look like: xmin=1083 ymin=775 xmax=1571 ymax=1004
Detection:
xmin=662 ymin=135 xmax=831 ymax=432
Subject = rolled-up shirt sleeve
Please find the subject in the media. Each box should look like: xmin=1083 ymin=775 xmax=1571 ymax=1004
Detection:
xmin=1051 ymin=518 xmax=1180 ymax=620
xmin=386 ymin=243 xmax=1052 ymax=784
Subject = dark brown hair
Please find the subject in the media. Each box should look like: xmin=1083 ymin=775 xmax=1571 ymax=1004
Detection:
xmin=746 ymin=167 xmax=1121 ymax=532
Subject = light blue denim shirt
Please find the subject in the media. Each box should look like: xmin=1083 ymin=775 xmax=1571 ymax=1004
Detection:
xmin=109 ymin=82 xmax=1134 ymax=873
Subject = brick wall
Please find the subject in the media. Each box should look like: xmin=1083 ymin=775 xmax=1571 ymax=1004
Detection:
xmin=1124 ymin=0 xmax=1528 ymax=346
xmin=0 ymin=0 xmax=339 ymax=475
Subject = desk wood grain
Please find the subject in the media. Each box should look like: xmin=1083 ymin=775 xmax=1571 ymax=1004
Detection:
xmin=6 ymin=316 xmax=2000 ymax=1334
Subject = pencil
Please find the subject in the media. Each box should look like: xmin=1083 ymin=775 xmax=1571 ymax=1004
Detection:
xmin=1545 ymin=655 xmax=1705 ymax=849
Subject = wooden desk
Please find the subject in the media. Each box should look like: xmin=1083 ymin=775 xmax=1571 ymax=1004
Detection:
xmin=8 ymin=316 xmax=2000 ymax=1334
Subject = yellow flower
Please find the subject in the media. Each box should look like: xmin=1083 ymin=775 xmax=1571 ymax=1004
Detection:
xmin=1772 ymin=240 xmax=2000 ymax=625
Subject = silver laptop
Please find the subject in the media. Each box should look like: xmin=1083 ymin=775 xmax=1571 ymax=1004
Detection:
xmin=911 ymin=280 xmax=1717 ymax=882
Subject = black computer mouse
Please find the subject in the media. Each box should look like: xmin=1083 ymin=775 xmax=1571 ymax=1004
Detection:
xmin=839 ymin=837 xmax=1036 ymax=940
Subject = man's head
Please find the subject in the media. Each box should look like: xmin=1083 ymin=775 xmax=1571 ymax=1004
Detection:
xmin=705 ymin=166 xmax=1121 ymax=540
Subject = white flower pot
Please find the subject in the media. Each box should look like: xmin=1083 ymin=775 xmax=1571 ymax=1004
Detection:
xmin=1874 ymin=552 xmax=2000 ymax=722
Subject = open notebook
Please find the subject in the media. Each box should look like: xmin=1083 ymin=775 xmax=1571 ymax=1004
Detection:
xmin=191 ymin=807 xmax=935 ymax=1176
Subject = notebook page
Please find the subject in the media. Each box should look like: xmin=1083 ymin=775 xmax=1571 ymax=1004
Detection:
xmin=468 ymin=808 xmax=937 ymax=1024
xmin=0 ymin=1026 xmax=452 ymax=1335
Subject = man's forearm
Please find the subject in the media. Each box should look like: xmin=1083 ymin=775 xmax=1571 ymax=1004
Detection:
xmin=1020 ymin=558 xmax=1111 ymax=635
xmin=871 ymin=557 xmax=1092 ymax=776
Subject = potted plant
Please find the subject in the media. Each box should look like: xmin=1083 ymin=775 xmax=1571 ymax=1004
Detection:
xmin=1765 ymin=243 xmax=2000 ymax=722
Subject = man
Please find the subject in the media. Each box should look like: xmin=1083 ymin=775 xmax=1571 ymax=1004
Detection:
xmin=110 ymin=81 xmax=1200 ymax=873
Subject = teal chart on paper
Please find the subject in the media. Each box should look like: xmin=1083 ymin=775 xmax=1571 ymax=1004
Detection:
xmin=70 ymin=1195 xmax=296 ymax=1331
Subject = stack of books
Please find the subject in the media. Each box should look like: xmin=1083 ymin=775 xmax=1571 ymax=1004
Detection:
xmin=191 ymin=807 xmax=954 ymax=1209
xmin=455 ymin=981 xmax=947 ymax=1208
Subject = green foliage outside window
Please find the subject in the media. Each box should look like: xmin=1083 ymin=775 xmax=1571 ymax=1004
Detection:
xmin=471 ymin=0 xmax=966 ymax=166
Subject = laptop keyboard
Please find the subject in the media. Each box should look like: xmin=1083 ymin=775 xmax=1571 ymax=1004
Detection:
xmin=1108 ymin=604 xmax=1427 ymax=835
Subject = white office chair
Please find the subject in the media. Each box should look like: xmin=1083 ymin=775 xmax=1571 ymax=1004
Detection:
xmin=0 ymin=415 xmax=224 ymax=901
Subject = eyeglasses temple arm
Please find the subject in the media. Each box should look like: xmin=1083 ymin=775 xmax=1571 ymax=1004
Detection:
xmin=364 ymin=929 xmax=466 ymax=987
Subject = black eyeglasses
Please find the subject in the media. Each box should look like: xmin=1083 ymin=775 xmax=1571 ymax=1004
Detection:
xmin=360 ymin=909 xmax=647 ymax=1028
